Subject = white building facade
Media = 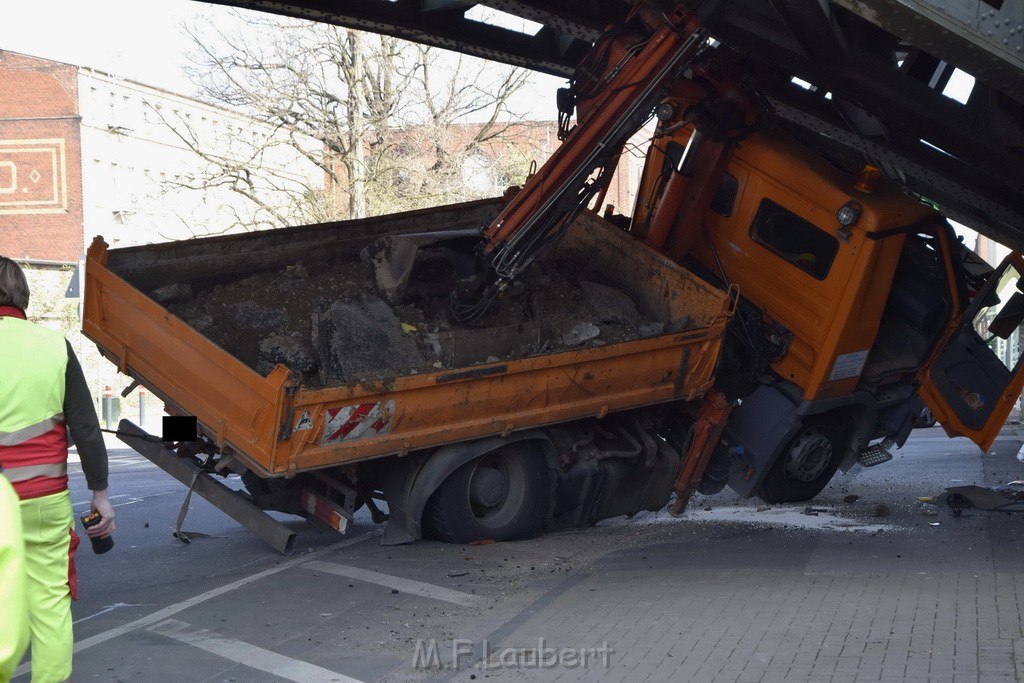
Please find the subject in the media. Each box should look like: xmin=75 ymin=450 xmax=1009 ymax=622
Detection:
xmin=77 ymin=67 xmax=323 ymax=248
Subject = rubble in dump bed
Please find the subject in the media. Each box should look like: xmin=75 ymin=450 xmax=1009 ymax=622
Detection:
xmin=163 ymin=247 xmax=678 ymax=388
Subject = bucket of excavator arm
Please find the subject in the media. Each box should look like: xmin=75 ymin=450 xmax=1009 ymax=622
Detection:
xmin=360 ymin=229 xmax=481 ymax=305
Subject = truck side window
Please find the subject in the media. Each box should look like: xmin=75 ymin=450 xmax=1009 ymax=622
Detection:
xmin=750 ymin=199 xmax=839 ymax=280
xmin=710 ymin=174 xmax=737 ymax=217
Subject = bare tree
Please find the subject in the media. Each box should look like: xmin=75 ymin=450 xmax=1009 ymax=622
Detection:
xmin=170 ymin=10 xmax=533 ymax=228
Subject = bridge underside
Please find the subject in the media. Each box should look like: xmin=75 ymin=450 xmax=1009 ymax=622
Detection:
xmin=204 ymin=0 xmax=1024 ymax=249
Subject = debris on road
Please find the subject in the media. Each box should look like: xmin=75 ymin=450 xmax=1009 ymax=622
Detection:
xmin=940 ymin=483 xmax=1024 ymax=512
xmin=603 ymin=503 xmax=898 ymax=533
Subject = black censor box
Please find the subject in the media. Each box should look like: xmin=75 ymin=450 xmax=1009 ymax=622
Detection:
xmin=162 ymin=415 xmax=199 ymax=442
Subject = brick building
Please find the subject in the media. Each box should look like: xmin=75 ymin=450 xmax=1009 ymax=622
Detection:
xmin=326 ymin=118 xmax=644 ymax=221
xmin=0 ymin=51 xmax=83 ymax=263
xmin=0 ymin=49 xmax=322 ymax=417
xmin=1 ymin=49 xmax=322 ymax=263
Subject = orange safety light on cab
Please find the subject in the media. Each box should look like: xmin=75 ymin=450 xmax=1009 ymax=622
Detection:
xmin=853 ymin=164 xmax=880 ymax=193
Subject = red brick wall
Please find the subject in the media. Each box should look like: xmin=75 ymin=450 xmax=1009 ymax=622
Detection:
xmin=399 ymin=120 xmax=642 ymax=216
xmin=325 ymin=120 xmax=644 ymax=219
xmin=0 ymin=51 xmax=83 ymax=262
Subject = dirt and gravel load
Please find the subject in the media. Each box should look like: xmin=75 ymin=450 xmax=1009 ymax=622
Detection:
xmin=158 ymin=211 xmax=691 ymax=388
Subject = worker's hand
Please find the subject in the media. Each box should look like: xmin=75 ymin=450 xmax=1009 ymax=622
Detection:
xmin=88 ymin=489 xmax=116 ymax=538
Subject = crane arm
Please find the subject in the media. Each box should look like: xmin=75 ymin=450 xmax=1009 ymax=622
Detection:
xmin=452 ymin=6 xmax=709 ymax=322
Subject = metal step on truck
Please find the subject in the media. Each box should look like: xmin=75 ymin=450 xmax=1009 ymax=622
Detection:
xmin=82 ymin=199 xmax=733 ymax=553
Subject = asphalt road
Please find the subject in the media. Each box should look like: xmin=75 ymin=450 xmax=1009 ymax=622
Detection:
xmin=11 ymin=425 xmax=1024 ymax=682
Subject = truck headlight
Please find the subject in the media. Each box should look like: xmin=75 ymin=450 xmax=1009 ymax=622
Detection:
xmin=837 ymin=200 xmax=862 ymax=227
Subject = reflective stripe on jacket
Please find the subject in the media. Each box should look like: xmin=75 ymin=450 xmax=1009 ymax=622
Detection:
xmin=0 ymin=315 xmax=70 ymax=499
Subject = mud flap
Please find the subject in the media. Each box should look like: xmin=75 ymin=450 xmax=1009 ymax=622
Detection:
xmin=725 ymin=386 xmax=803 ymax=497
xmin=380 ymin=456 xmax=425 ymax=546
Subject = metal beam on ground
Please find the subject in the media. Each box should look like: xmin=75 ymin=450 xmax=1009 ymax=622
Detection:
xmin=115 ymin=419 xmax=298 ymax=555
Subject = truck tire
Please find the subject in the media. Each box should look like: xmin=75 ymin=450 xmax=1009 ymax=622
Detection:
xmin=757 ymin=419 xmax=843 ymax=504
xmin=425 ymin=444 xmax=551 ymax=544
xmin=916 ymin=407 xmax=937 ymax=428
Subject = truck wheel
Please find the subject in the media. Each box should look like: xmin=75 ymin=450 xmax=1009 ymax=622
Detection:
xmin=916 ymin=407 xmax=937 ymax=428
xmin=758 ymin=421 xmax=842 ymax=504
xmin=425 ymin=444 xmax=551 ymax=544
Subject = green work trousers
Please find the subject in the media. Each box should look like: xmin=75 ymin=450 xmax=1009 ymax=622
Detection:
xmin=20 ymin=490 xmax=77 ymax=683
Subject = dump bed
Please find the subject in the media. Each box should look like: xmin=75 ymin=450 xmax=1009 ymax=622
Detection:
xmin=83 ymin=198 xmax=730 ymax=477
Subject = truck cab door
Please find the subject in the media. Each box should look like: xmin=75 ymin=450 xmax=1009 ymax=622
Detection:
xmin=919 ymin=252 xmax=1024 ymax=451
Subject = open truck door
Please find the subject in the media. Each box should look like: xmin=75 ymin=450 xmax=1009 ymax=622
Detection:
xmin=919 ymin=252 xmax=1024 ymax=451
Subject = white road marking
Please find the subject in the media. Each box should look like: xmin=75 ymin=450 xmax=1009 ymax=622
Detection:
xmin=73 ymin=602 xmax=140 ymax=625
xmin=148 ymin=618 xmax=363 ymax=683
xmin=68 ymin=453 xmax=152 ymax=465
xmin=72 ymin=493 xmax=173 ymax=513
xmin=73 ymin=488 xmax=179 ymax=511
xmin=11 ymin=531 xmax=376 ymax=679
xmin=304 ymin=560 xmax=484 ymax=607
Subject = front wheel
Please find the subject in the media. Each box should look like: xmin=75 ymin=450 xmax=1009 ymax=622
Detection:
xmin=758 ymin=420 xmax=843 ymax=504
xmin=916 ymin=407 xmax=937 ymax=428
xmin=425 ymin=444 xmax=551 ymax=544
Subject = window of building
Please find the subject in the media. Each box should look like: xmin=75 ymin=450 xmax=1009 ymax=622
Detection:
xmin=750 ymin=198 xmax=839 ymax=280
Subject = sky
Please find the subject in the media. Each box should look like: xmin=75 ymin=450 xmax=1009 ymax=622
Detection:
xmin=1 ymin=0 xmax=204 ymax=94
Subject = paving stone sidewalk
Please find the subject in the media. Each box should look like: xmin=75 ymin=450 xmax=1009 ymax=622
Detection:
xmin=443 ymin=428 xmax=1024 ymax=683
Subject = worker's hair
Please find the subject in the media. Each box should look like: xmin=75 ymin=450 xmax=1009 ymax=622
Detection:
xmin=0 ymin=256 xmax=30 ymax=311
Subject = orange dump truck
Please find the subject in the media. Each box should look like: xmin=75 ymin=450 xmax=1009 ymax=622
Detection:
xmin=83 ymin=6 xmax=1024 ymax=554
xmin=83 ymin=199 xmax=732 ymax=552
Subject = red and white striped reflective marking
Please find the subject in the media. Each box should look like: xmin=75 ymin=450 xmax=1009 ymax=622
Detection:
xmin=300 ymin=489 xmax=351 ymax=533
xmin=320 ymin=400 xmax=395 ymax=445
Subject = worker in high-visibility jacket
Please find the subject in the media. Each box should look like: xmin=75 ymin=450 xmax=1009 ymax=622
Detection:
xmin=0 ymin=257 xmax=115 ymax=683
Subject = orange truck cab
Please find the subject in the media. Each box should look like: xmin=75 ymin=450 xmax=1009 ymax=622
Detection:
xmin=629 ymin=113 xmax=1024 ymax=503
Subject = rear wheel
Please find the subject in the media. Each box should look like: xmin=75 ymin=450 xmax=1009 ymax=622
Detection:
xmin=426 ymin=444 xmax=551 ymax=543
xmin=758 ymin=419 xmax=844 ymax=504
